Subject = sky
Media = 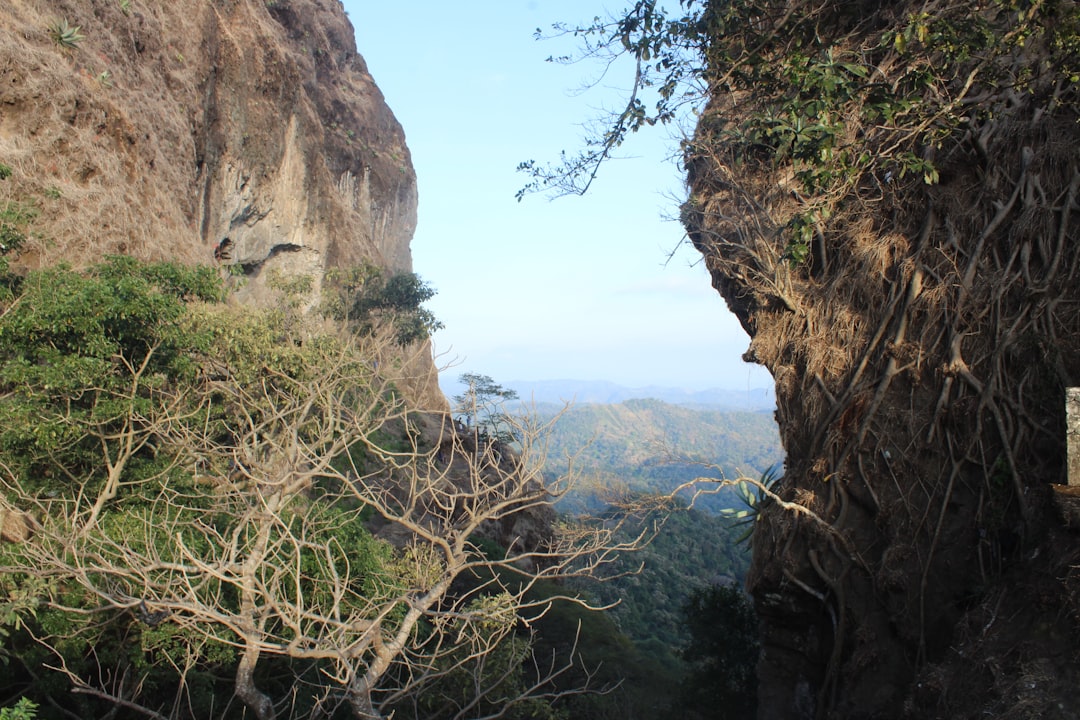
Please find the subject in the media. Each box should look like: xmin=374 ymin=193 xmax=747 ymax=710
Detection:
xmin=345 ymin=1 xmax=773 ymax=391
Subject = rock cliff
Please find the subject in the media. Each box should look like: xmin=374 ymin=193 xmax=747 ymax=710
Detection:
xmin=0 ymin=0 xmax=439 ymax=402
xmin=681 ymin=2 xmax=1080 ymax=717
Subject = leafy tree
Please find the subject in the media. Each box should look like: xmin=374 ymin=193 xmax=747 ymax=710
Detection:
xmin=0 ymin=201 xmax=34 ymax=277
xmin=0 ymin=699 xmax=37 ymax=720
xmin=574 ymin=499 xmax=751 ymax=652
xmin=677 ymin=584 xmax=758 ymax=720
xmin=322 ymin=263 xmax=443 ymax=345
xmin=0 ymin=256 xmax=222 ymax=508
xmin=517 ymin=1 xmax=713 ymax=200
xmin=0 ymin=259 xmax=664 ymax=720
xmin=453 ymin=372 xmax=520 ymax=443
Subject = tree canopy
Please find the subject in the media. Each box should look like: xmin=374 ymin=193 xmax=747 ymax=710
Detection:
xmin=0 ymin=258 xmax=667 ymax=720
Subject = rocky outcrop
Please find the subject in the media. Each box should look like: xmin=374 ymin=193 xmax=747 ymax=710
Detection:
xmin=681 ymin=3 xmax=1080 ymax=718
xmin=0 ymin=0 xmax=428 ymax=373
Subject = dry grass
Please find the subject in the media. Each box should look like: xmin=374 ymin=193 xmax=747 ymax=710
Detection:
xmin=0 ymin=0 xmax=205 ymax=267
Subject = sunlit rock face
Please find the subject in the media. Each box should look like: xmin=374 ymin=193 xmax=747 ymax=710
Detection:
xmin=0 ymin=0 xmax=443 ymax=407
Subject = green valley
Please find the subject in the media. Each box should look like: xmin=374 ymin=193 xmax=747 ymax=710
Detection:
xmin=535 ymin=397 xmax=784 ymax=515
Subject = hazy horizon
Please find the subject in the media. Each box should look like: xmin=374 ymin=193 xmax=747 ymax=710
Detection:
xmin=440 ymin=376 xmax=776 ymax=411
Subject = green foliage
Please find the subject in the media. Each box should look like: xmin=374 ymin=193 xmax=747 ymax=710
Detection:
xmin=0 ymin=698 xmax=37 ymax=720
xmin=526 ymin=0 xmax=1080 ymax=261
xmin=527 ymin=395 xmax=770 ymax=716
xmin=718 ymin=465 xmax=782 ymax=545
xmin=322 ymin=264 xmax=442 ymax=345
xmin=0 ymin=258 xmax=413 ymax=718
xmin=517 ymin=1 xmax=713 ymax=199
xmin=571 ymin=499 xmax=751 ymax=653
xmin=0 ymin=257 xmax=222 ymax=493
xmin=0 ymin=260 xmax=232 ymax=713
xmin=47 ymin=19 xmax=83 ymax=49
xmin=0 ymin=201 xmax=35 ymax=256
xmin=0 ymin=164 xmax=11 ymax=180
xmin=677 ymin=584 xmax=759 ymax=720
xmin=531 ymin=591 xmax=677 ymax=720
xmin=0 ymin=574 xmax=47 ymax=668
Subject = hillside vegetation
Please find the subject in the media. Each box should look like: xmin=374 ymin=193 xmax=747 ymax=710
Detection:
xmin=0 ymin=257 xmax=689 ymax=720
xmin=529 ymin=396 xmax=778 ymax=716
xmin=537 ymin=398 xmax=783 ymax=514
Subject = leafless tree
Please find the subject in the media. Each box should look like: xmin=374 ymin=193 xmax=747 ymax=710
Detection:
xmin=0 ymin=306 xmax=665 ymax=720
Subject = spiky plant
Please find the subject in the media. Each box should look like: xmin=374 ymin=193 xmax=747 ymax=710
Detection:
xmin=719 ymin=465 xmax=783 ymax=545
xmin=47 ymin=19 xmax=84 ymax=50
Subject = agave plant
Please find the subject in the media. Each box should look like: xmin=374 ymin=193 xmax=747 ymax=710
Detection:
xmin=719 ymin=465 xmax=783 ymax=545
xmin=48 ymin=19 xmax=84 ymax=50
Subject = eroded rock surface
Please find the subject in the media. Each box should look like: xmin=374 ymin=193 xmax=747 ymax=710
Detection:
xmin=681 ymin=3 xmax=1080 ymax=717
xmin=0 ymin=0 xmax=413 ymax=302
xmin=0 ymin=0 xmax=443 ymax=405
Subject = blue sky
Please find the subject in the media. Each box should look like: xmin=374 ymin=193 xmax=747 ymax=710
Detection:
xmin=345 ymin=1 xmax=772 ymax=391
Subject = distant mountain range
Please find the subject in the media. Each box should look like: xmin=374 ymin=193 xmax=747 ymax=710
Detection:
xmin=534 ymin=396 xmax=784 ymax=514
xmin=440 ymin=378 xmax=776 ymax=412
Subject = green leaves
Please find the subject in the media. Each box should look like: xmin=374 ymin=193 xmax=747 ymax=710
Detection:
xmin=47 ymin=19 xmax=83 ymax=50
xmin=718 ymin=465 xmax=782 ymax=545
xmin=0 ymin=258 xmax=222 ymax=492
xmin=0 ymin=256 xmax=415 ymax=716
xmin=322 ymin=264 xmax=443 ymax=345
xmin=0 ymin=698 xmax=38 ymax=720
xmin=0 ymin=258 xmax=218 ymax=393
xmin=518 ymin=0 xmax=709 ymax=197
xmin=0 ymin=202 xmax=35 ymax=256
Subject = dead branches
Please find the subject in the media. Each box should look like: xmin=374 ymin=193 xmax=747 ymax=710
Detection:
xmin=0 ymin=305 xmax=662 ymax=720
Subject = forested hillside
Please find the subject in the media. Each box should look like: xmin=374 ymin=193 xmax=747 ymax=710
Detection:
xmin=537 ymin=398 xmax=783 ymax=514
xmin=525 ymin=397 xmax=777 ymax=716
xmin=574 ymin=503 xmax=751 ymax=649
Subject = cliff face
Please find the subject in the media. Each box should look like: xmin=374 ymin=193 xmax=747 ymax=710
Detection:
xmin=0 ymin=0 xmax=435 ymax=401
xmin=682 ymin=3 xmax=1080 ymax=718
